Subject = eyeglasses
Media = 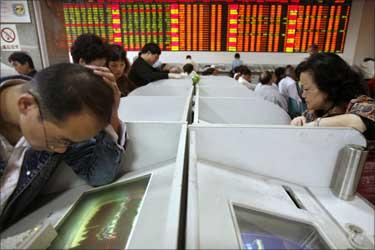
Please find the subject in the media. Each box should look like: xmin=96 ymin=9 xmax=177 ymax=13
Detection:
xmin=28 ymin=90 xmax=75 ymax=151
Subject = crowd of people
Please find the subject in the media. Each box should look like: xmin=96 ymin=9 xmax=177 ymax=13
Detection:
xmin=1 ymin=34 xmax=374 ymax=230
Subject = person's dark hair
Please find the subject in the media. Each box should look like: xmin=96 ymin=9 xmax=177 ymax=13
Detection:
xmin=109 ymin=44 xmax=127 ymax=62
xmin=186 ymin=55 xmax=192 ymax=59
xmin=274 ymin=67 xmax=286 ymax=85
xmin=296 ymin=53 xmax=365 ymax=105
xmin=234 ymin=53 xmax=240 ymax=59
xmin=363 ymin=57 xmax=374 ymax=62
xmin=140 ymin=43 xmax=161 ymax=55
xmin=241 ymin=67 xmax=251 ymax=76
xmin=108 ymin=44 xmax=130 ymax=72
xmin=202 ymin=67 xmax=216 ymax=75
xmin=70 ymin=33 xmax=110 ymax=64
xmin=28 ymin=63 xmax=113 ymax=124
xmin=234 ymin=65 xmax=248 ymax=74
xmin=183 ymin=63 xmax=194 ymax=74
xmin=285 ymin=65 xmax=296 ymax=80
xmin=260 ymin=71 xmax=272 ymax=85
xmin=8 ymin=52 xmax=35 ymax=69
xmin=160 ymin=63 xmax=168 ymax=71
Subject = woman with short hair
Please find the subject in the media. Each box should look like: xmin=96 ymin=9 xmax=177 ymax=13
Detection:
xmin=291 ymin=53 xmax=375 ymax=140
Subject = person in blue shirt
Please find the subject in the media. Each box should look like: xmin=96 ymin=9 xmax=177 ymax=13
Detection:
xmin=231 ymin=53 xmax=243 ymax=75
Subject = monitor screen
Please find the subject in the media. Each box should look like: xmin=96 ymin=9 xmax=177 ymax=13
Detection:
xmin=233 ymin=204 xmax=330 ymax=250
xmin=49 ymin=175 xmax=150 ymax=250
xmin=62 ymin=0 xmax=352 ymax=53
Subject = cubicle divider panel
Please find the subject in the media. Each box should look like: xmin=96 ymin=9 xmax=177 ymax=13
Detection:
xmin=198 ymin=86 xmax=256 ymax=98
xmin=189 ymin=125 xmax=366 ymax=188
xmin=118 ymin=96 xmax=191 ymax=122
xmin=129 ymin=84 xmax=193 ymax=97
xmin=199 ymin=75 xmax=239 ymax=86
xmin=147 ymin=78 xmax=193 ymax=87
xmin=197 ymin=97 xmax=290 ymax=125
xmin=186 ymin=125 xmax=372 ymax=250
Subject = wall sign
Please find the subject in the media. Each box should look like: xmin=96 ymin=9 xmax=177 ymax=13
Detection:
xmin=0 ymin=24 xmax=21 ymax=51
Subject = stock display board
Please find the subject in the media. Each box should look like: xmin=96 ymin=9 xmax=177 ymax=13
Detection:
xmin=63 ymin=0 xmax=352 ymax=53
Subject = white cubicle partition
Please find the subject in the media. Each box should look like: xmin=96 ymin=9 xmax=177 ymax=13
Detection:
xmin=118 ymin=96 xmax=191 ymax=122
xmin=198 ymin=85 xmax=256 ymax=98
xmin=195 ymin=97 xmax=290 ymax=125
xmin=147 ymin=78 xmax=193 ymax=87
xmin=199 ymin=75 xmax=239 ymax=86
xmin=3 ymin=122 xmax=187 ymax=250
xmin=128 ymin=84 xmax=193 ymax=97
xmin=186 ymin=125 xmax=373 ymax=249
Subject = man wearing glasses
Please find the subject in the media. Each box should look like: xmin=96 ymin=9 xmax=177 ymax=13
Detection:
xmin=0 ymin=63 xmax=126 ymax=230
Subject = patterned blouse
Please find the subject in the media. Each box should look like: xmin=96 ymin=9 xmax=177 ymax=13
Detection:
xmin=303 ymin=95 xmax=375 ymax=140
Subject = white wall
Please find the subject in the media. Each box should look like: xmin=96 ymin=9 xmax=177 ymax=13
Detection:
xmin=128 ymin=0 xmax=367 ymax=66
xmin=353 ymin=0 xmax=375 ymax=66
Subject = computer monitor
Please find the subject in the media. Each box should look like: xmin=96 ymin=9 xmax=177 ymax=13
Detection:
xmin=49 ymin=175 xmax=151 ymax=250
xmin=232 ymin=204 xmax=330 ymax=250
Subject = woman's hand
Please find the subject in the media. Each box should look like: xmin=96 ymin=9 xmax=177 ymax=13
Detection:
xmin=86 ymin=65 xmax=122 ymax=133
xmin=290 ymin=116 xmax=307 ymax=126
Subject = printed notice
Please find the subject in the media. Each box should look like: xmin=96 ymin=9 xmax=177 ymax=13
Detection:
xmin=1 ymin=24 xmax=21 ymax=51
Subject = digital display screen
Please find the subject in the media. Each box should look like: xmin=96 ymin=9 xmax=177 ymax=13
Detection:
xmin=233 ymin=205 xmax=330 ymax=250
xmin=49 ymin=176 xmax=150 ymax=250
xmin=241 ymin=233 xmax=311 ymax=250
xmin=63 ymin=0 xmax=352 ymax=53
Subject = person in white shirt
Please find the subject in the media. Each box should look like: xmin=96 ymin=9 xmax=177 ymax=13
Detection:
xmin=360 ymin=58 xmax=375 ymax=80
xmin=185 ymin=55 xmax=198 ymax=72
xmin=278 ymin=66 xmax=301 ymax=103
xmin=255 ymin=71 xmax=288 ymax=111
xmin=238 ymin=67 xmax=256 ymax=90
xmin=278 ymin=66 xmax=304 ymax=117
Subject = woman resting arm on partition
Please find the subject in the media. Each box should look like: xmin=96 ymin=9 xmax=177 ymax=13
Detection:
xmin=290 ymin=53 xmax=375 ymax=140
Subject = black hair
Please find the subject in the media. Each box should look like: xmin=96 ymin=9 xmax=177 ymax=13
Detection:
xmin=29 ymin=63 xmax=113 ymax=124
xmin=140 ymin=43 xmax=161 ymax=55
xmin=296 ymin=53 xmax=365 ymax=105
xmin=274 ymin=67 xmax=286 ymax=84
xmin=202 ymin=67 xmax=216 ymax=75
xmin=234 ymin=53 xmax=240 ymax=59
xmin=186 ymin=55 xmax=192 ymax=59
xmin=70 ymin=33 xmax=110 ymax=64
xmin=108 ymin=44 xmax=130 ymax=73
xmin=160 ymin=63 xmax=168 ymax=71
xmin=8 ymin=52 xmax=35 ymax=69
xmin=363 ymin=57 xmax=374 ymax=62
xmin=234 ymin=65 xmax=248 ymax=74
xmin=260 ymin=71 xmax=272 ymax=85
xmin=183 ymin=63 xmax=194 ymax=74
xmin=109 ymin=44 xmax=127 ymax=62
xmin=285 ymin=65 xmax=296 ymax=79
xmin=241 ymin=67 xmax=251 ymax=76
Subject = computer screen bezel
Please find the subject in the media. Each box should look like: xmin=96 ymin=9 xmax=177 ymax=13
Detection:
xmin=228 ymin=201 xmax=333 ymax=250
xmin=50 ymin=173 xmax=153 ymax=249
